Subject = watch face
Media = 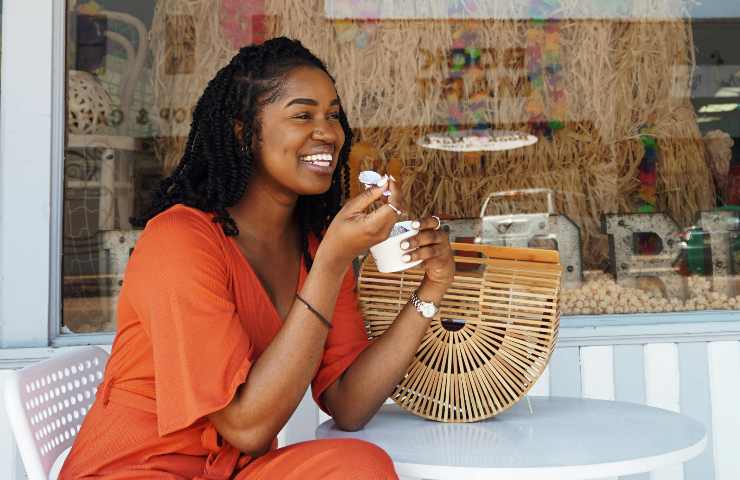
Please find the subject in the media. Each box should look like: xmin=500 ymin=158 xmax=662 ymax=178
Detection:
xmin=421 ymin=303 xmax=437 ymax=318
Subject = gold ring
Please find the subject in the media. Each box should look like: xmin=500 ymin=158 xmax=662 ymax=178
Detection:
xmin=432 ymin=215 xmax=442 ymax=231
xmin=387 ymin=203 xmax=404 ymax=216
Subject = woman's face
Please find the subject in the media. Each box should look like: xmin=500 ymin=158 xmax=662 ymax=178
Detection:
xmin=250 ymin=66 xmax=346 ymax=198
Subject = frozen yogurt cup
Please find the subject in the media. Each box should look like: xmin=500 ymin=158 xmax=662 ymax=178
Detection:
xmin=369 ymin=220 xmax=423 ymax=273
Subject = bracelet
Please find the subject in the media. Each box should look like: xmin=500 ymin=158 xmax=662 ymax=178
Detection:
xmin=295 ymin=294 xmax=332 ymax=329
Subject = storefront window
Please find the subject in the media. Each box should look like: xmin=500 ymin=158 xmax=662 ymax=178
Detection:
xmin=61 ymin=1 xmax=740 ymax=333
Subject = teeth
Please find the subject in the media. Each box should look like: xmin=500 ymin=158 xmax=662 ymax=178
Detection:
xmin=301 ymin=153 xmax=333 ymax=162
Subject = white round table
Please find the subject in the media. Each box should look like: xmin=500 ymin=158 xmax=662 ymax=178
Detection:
xmin=315 ymin=396 xmax=706 ymax=480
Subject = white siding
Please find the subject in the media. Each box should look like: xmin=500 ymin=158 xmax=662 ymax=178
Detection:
xmin=1 ymin=340 xmax=737 ymax=480
xmin=645 ymin=344 xmax=683 ymax=480
xmin=581 ymin=346 xmax=615 ymax=400
xmin=707 ymin=341 xmax=740 ymax=480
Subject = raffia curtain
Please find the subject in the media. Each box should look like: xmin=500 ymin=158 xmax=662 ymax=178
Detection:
xmin=151 ymin=0 xmax=713 ymax=266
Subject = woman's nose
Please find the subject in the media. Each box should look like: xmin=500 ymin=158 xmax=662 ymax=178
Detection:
xmin=312 ymin=121 xmax=339 ymax=142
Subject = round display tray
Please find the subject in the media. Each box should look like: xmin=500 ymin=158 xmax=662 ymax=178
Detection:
xmin=358 ymin=243 xmax=561 ymax=423
xmin=417 ymin=129 xmax=538 ymax=152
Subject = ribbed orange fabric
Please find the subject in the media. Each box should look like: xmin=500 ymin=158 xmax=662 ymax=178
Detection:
xmin=59 ymin=205 xmax=393 ymax=479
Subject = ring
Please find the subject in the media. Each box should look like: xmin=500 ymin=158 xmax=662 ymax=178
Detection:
xmin=432 ymin=215 xmax=442 ymax=231
xmin=387 ymin=203 xmax=404 ymax=216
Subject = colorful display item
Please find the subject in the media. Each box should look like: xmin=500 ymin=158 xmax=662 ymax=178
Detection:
xmin=636 ymin=126 xmax=658 ymax=212
xmin=446 ymin=24 xmax=485 ymax=134
xmin=527 ymin=0 xmax=566 ymax=137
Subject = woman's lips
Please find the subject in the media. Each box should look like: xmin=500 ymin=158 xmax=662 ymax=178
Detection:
xmin=300 ymin=153 xmax=334 ymax=175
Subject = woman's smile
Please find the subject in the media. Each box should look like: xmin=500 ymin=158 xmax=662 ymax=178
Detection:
xmin=299 ymin=149 xmax=336 ymax=175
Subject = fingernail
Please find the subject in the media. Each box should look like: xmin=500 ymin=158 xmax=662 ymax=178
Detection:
xmin=412 ymin=220 xmax=421 ymax=229
xmin=400 ymin=241 xmax=410 ymax=250
xmin=401 ymin=254 xmax=412 ymax=262
xmin=383 ymin=190 xmax=392 ymax=197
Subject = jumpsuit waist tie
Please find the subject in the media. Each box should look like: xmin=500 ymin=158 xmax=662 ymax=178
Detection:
xmin=100 ymin=377 xmax=247 ymax=480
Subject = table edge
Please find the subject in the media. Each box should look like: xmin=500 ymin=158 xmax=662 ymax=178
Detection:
xmin=389 ymin=434 xmax=707 ymax=480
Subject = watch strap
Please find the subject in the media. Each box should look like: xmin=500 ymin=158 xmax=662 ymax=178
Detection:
xmin=410 ymin=290 xmax=439 ymax=319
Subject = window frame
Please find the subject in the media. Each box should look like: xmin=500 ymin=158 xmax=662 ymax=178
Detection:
xmin=51 ymin=0 xmax=114 ymax=346
xmin=51 ymin=0 xmax=114 ymax=345
xmin=0 ymin=1 xmax=738 ymax=352
xmin=0 ymin=0 xmax=56 ymax=348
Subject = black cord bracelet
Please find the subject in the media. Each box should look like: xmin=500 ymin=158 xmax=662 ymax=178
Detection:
xmin=295 ymin=294 xmax=332 ymax=329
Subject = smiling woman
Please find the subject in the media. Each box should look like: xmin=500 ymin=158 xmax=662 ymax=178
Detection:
xmin=57 ymin=36 xmax=455 ymax=480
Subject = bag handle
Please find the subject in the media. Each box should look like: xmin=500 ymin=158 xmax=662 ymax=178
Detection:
xmin=479 ymin=188 xmax=556 ymax=218
xmin=451 ymin=242 xmax=560 ymax=264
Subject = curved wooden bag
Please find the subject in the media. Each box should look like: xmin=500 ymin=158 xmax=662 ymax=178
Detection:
xmin=358 ymin=242 xmax=561 ymax=422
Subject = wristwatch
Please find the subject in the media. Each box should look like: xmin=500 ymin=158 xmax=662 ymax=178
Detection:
xmin=409 ymin=290 xmax=439 ymax=319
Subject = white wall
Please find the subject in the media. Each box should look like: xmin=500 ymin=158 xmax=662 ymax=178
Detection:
xmin=0 ymin=370 xmax=24 ymax=479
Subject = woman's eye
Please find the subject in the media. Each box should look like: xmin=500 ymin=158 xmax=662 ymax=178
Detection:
xmin=291 ymin=111 xmax=340 ymax=121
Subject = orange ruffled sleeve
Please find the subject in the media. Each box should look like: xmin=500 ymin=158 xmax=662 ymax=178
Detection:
xmin=125 ymin=208 xmax=253 ymax=436
xmin=311 ymin=266 xmax=371 ymax=413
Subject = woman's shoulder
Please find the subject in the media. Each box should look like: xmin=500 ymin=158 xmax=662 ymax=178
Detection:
xmin=138 ymin=204 xmax=226 ymax=251
xmin=147 ymin=204 xmax=219 ymax=233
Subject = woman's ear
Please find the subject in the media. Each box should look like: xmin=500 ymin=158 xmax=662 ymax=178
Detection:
xmin=233 ymin=119 xmax=245 ymax=146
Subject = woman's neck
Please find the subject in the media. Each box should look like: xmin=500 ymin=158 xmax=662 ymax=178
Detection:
xmin=227 ymin=181 xmax=298 ymax=246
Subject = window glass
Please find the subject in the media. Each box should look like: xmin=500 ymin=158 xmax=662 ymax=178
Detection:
xmin=62 ymin=0 xmax=740 ymax=333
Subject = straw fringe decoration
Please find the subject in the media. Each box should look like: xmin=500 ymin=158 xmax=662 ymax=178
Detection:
xmin=359 ymin=243 xmax=561 ymax=422
xmin=151 ymin=0 xmax=713 ymax=268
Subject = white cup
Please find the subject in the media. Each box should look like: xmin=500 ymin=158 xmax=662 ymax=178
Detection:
xmin=369 ymin=221 xmax=424 ymax=273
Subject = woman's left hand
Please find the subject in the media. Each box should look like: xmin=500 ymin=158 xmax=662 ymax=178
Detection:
xmin=401 ymin=216 xmax=455 ymax=288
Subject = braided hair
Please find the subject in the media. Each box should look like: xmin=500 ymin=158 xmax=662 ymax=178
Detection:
xmin=132 ymin=37 xmax=352 ymax=270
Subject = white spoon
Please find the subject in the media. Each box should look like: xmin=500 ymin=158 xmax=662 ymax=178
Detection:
xmin=358 ymin=170 xmax=392 ymax=196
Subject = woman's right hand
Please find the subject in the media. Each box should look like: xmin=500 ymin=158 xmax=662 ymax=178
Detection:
xmin=318 ymin=176 xmax=404 ymax=269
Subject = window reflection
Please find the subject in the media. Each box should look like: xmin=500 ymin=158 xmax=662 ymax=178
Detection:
xmin=62 ymin=1 xmax=740 ymax=333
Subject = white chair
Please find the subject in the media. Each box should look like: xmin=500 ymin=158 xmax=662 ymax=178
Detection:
xmin=3 ymin=346 xmax=109 ymax=480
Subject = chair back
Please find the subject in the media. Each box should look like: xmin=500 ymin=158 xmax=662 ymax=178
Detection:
xmin=3 ymin=346 xmax=109 ymax=480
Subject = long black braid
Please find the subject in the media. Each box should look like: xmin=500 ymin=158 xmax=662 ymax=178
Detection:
xmin=132 ymin=37 xmax=353 ymax=270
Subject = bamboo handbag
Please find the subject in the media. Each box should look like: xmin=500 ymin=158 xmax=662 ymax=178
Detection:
xmin=358 ymin=242 xmax=561 ymax=422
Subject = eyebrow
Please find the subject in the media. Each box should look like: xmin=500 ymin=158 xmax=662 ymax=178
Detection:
xmin=285 ymin=97 xmax=340 ymax=108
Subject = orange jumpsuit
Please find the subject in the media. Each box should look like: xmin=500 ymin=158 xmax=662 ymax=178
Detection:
xmin=59 ymin=205 xmax=397 ymax=479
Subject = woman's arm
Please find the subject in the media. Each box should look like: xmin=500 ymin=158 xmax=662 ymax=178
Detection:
xmin=321 ymin=216 xmax=456 ymax=430
xmin=320 ymin=279 xmax=447 ymax=431
xmin=208 ymin=253 xmax=346 ymax=457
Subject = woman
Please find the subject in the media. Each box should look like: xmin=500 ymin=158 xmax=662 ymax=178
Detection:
xmin=60 ymin=37 xmax=454 ymax=479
